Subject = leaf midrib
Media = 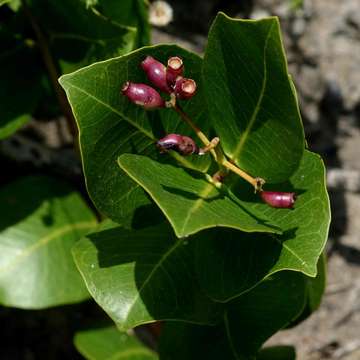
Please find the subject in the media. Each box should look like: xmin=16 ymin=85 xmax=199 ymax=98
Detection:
xmin=64 ymin=80 xmax=206 ymax=173
xmin=180 ymin=183 xmax=214 ymax=234
xmin=231 ymin=22 xmax=274 ymax=162
xmin=62 ymin=82 xmax=155 ymax=140
xmin=124 ymin=239 xmax=182 ymax=324
xmin=0 ymin=221 xmax=96 ymax=274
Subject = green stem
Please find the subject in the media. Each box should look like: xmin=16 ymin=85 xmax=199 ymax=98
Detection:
xmin=171 ymin=103 xmax=264 ymax=190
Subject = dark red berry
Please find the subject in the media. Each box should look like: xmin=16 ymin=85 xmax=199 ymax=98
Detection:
xmin=260 ymin=191 xmax=296 ymax=208
xmin=121 ymin=81 xmax=165 ymax=109
xmin=174 ymin=77 xmax=197 ymax=99
xmin=166 ymin=56 xmax=184 ymax=88
xmin=157 ymin=133 xmax=199 ymax=156
xmin=141 ymin=56 xmax=170 ymax=93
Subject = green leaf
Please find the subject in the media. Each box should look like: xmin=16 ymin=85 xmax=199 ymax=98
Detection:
xmin=30 ymin=0 xmax=138 ymax=73
xmin=195 ymin=151 xmax=330 ymax=301
xmin=74 ymin=325 xmax=157 ymax=360
xmin=0 ymin=176 xmax=97 ymax=308
xmin=257 ymin=346 xmax=296 ymax=360
xmin=307 ymin=252 xmax=326 ymax=310
xmin=6 ymin=0 xmax=20 ymax=11
xmin=234 ymin=151 xmax=330 ymax=272
xmin=159 ymin=328 xmax=297 ymax=360
xmin=159 ymin=323 xmax=235 ymax=360
xmin=118 ymin=154 xmax=281 ymax=238
xmin=0 ymin=114 xmax=31 ymax=140
xmin=243 ymin=151 xmax=330 ymax=277
xmin=0 ymin=32 xmax=43 ymax=139
xmin=72 ymin=222 xmax=220 ymax=330
xmin=224 ymin=271 xmax=306 ymax=358
xmin=203 ymin=13 xmax=304 ymax=183
xmin=59 ymin=45 xmax=211 ymax=226
xmin=287 ymin=253 xmax=326 ymax=328
xmin=159 ymin=271 xmax=304 ymax=360
xmin=195 ymin=229 xmax=282 ymax=301
xmin=95 ymin=0 xmax=150 ymax=46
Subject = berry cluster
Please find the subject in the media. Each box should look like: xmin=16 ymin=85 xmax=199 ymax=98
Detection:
xmin=121 ymin=55 xmax=296 ymax=209
xmin=122 ymin=56 xmax=196 ymax=110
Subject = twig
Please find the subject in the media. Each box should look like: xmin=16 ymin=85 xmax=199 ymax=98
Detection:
xmin=171 ymin=103 xmax=264 ymax=190
xmin=21 ymin=0 xmax=77 ymax=139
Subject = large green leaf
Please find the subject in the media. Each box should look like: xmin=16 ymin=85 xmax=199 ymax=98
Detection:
xmin=95 ymin=0 xmax=150 ymax=46
xmin=195 ymin=229 xmax=282 ymax=301
xmin=160 ymin=324 xmax=295 ymax=360
xmin=195 ymin=151 xmax=330 ymax=301
xmin=118 ymin=154 xmax=281 ymax=238
xmin=224 ymin=271 xmax=306 ymax=358
xmin=59 ymin=45 xmax=211 ymax=226
xmin=307 ymin=252 xmax=326 ymax=310
xmin=72 ymin=222 xmax=220 ymax=331
xmin=74 ymin=325 xmax=157 ymax=360
xmin=237 ymin=151 xmax=330 ymax=277
xmin=30 ymin=0 xmax=138 ymax=73
xmin=0 ymin=0 xmax=10 ymax=6
xmin=0 ymin=176 xmax=97 ymax=308
xmin=203 ymin=13 xmax=304 ymax=183
xmin=286 ymin=253 xmax=326 ymax=328
xmin=159 ymin=272 xmax=304 ymax=359
xmin=159 ymin=323 xmax=234 ymax=360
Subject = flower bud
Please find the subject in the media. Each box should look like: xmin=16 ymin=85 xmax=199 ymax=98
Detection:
xmin=260 ymin=191 xmax=296 ymax=208
xmin=166 ymin=56 xmax=184 ymax=88
xmin=174 ymin=77 xmax=197 ymax=99
xmin=141 ymin=56 xmax=170 ymax=93
xmin=157 ymin=133 xmax=199 ymax=156
xmin=121 ymin=81 xmax=165 ymax=109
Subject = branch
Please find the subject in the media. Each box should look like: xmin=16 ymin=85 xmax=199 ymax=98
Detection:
xmin=21 ymin=0 xmax=77 ymax=138
xmin=171 ymin=103 xmax=264 ymax=190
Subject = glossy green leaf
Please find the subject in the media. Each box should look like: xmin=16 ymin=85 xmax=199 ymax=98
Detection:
xmin=0 ymin=176 xmax=97 ymax=308
xmin=72 ymin=222 xmax=220 ymax=331
xmin=159 ymin=272 xmax=304 ymax=360
xmin=74 ymin=325 xmax=157 ymax=360
xmin=224 ymin=271 xmax=306 ymax=358
xmin=308 ymin=252 xmax=326 ymax=310
xmin=60 ymin=45 xmax=211 ymax=226
xmin=287 ymin=253 xmax=326 ymax=328
xmin=159 ymin=323 xmax=234 ymax=360
xmin=195 ymin=151 xmax=330 ymax=301
xmin=238 ymin=151 xmax=330 ymax=277
xmin=195 ymin=229 xmax=282 ymax=302
xmin=118 ymin=154 xmax=281 ymax=238
xmin=30 ymin=0 xmax=138 ymax=73
xmin=159 ymin=327 xmax=296 ymax=360
xmin=95 ymin=0 xmax=150 ymax=46
xmin=160 ymin=325 xmax=296 ymax=360
xmin=203 ymin=13 xmax=304 ymax=183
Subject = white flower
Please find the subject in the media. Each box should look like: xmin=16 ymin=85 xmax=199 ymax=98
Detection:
xmin=149 ymin=1 xmax=173 ymax=27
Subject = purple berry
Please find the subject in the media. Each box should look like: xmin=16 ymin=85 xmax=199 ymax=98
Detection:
xmin=260 ymin=191 xmax=296 ymax=208
xmin=174 ymin=77 xmax=197 ymax=99
xmin=166 ymin=56 xmax=184 ymax=88
xmin=121 ymin=81 xmax=165 ymax=109
xmin=141 ymin=56 xmax=170 ymax=93
xmin=157 ymin=133 xmax=199 ymax=156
